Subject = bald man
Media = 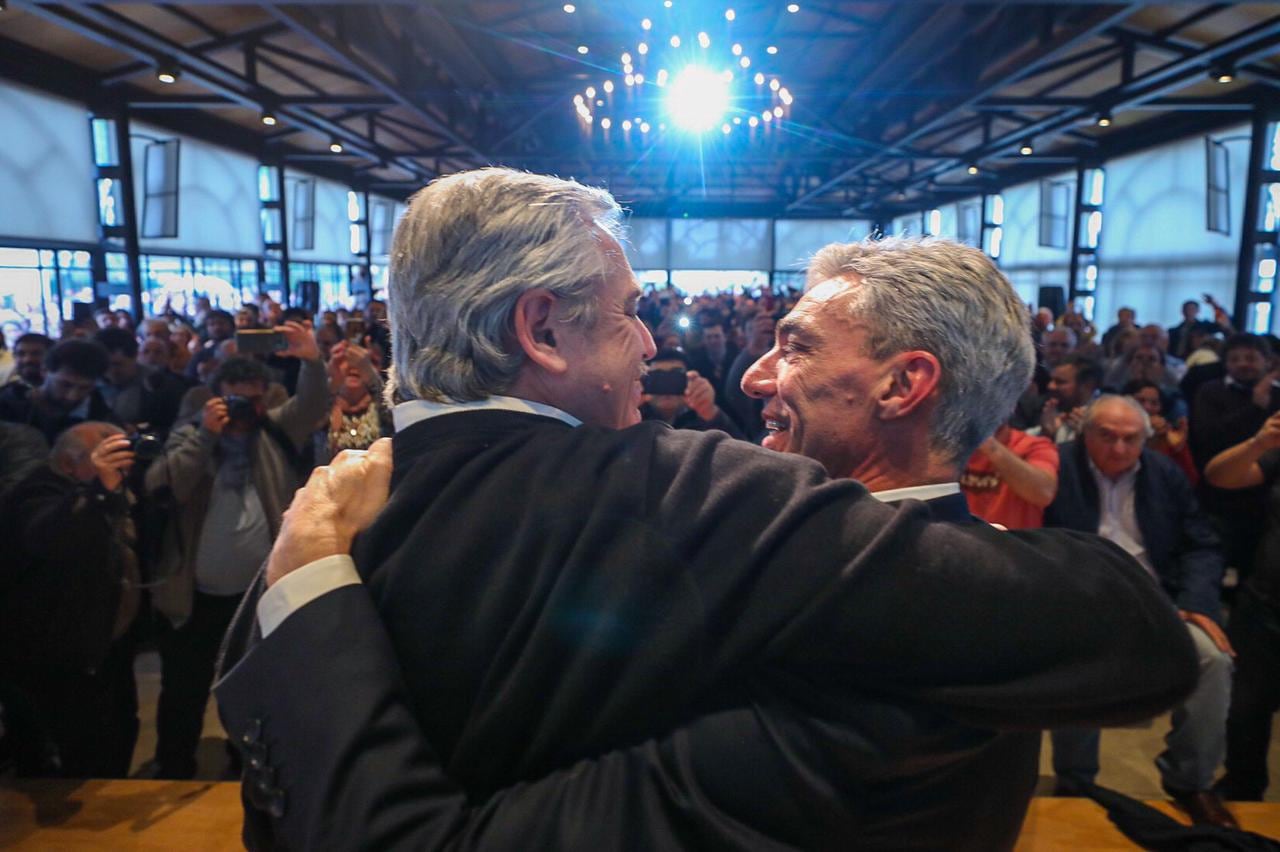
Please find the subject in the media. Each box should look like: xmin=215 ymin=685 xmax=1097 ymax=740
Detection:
xmin=0 ymin=422 xmax=141 ymax=777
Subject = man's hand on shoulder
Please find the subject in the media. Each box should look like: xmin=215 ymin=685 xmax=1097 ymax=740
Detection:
xmin=266 ymin=438 xmax=393 ymax=587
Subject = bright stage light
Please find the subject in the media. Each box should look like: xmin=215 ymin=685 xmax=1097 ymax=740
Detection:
xmin=641 ymin=17 xmax=652 ymax=29
xmin=666 ymin=65 xmax=730 ymax=133
xmin=670 ymin=34 xmax=681 ymax=47
xmin=603 ymin=80 xmax=614 ymax=93
xmin=698 ymin=31 xmax=711 ymax=48
xmin=638 ymin=42 xmax=649 ymax=55
xmin=678 ymin=316 xmax=691 ymax=328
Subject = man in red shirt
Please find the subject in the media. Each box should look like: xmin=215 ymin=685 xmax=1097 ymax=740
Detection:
xmin=962 ymin=422 xmax=1060 ymax=528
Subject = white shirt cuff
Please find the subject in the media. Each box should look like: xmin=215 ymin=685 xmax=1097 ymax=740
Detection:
xmin=257 ymin=554 xmax=362 ymax=638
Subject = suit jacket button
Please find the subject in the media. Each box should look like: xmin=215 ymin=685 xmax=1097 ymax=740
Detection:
xmin=242 ymin=718 xmax=263 ymax=745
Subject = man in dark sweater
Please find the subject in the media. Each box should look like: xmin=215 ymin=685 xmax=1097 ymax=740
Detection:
xmin=1046 ymin=395 xmax=1233 ymax=826
xmin=0 ymin=339 xmax=117 ymax=445
xmin=217 ymin=170 xmax=1195 ymax=850
xmin=1206 ymin=411 xmax=1280 ymax=801
xmin=1190 ymin=333 xmax=1280 ymax=577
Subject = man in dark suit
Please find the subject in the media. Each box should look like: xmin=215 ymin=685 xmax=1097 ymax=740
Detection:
xmin=1045 ymin=394 xmax=1234 ymax=827
xmin=216 ymin=171 xmax=1195 ymax=850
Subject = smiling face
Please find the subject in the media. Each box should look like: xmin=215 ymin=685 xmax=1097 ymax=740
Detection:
xmin=742 ymin=277 xmax=888 ymax=478
xmin=552 ymin=238 xmax=657 ymax=429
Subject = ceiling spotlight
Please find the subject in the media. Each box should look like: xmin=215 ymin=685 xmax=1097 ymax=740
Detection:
xmin=721 ymin=69 xmax=734 ymax=82
xmin=577 ymin=45 xmax=589 ymax=54
xmin=638 ymin=42 xmax=649 ymax=55
xmin=1019 ymin=141 xmax=1034 ymax=156
xmin=156 ymin=64 xmax=180 ymax=84
xmin=733 ymin=116 xmax=741 ymax=124
xmin=725 ymin=8 xmax=735 ymax=20
xmin=769 ymin=78 xmax=780 ymax=92
xmin=1213 ymin=65 xmax=1235 ymax=83
xmin=773 ymin=106 xmax=783 ymax=117
xmin=623 ymin=63 xmax=633 ymax=74
xmin=966 ymin=163 xmax=979 ymax=175
xmin=664 ymin=0 xmax=672 ymax=6
xmin=762 ymin=110 xmax=773 ymax=122
xmin=656 ymin=69 xmax=668 ymax=86
xmin=754 ymin=71 xmax=765 ymax=85
xmin=897 ymin=190 xmax=908 ymax=201
xmin=622 ymin=52 xmax=632 ymax=65
xmin=622 ymin=119 xmax=633 ymax=130
xmin=698 ymin=32 xmax=711 ymax=49
xmin=749 ymin=115 xmax=759 ymax=127
xmin=670 ymin=34 xmax=681 ymax=48
xmin=666 ymin=65 xmax=730 ymax=132
xmin=563 ymin=3 xmax=575 ymax=12
xmin=585 ymin=86 xmax=596 ymax=98
xmin=260 ymin=111 xmax=277 ymax=126
xmin=596 ymin=99 xmax=604 ymax=106
xmin=635 ymin=73 xmax=644 ymax=84
xmin=732 ymin=43 xmax=742 ymax=56
xmin=787 ymin=3 xmax=799 ymax=12
xmin=640 ymin=122 xmax=651 ymax=133
xmin=1096 ymin=110 xmax=1112 ymax=127
xmin=722 ymin=123 xmax=731 ymax=134
xmin=329 ymin=140 xmax=344 ymax=153
xmin=740 ymin=56 xmax=750 ymax=68
xmin=779 ymin=87 xmax=792 ymax=105
xmin=574 ymin=94 xmax=585 ymax=106
xmin=585 ymin=115 xmax=592 ymax=123
xmin=603 ymin=80 xmax=614 ymax=93
xmin=625 ymin=73 xmax=636 ymax=86
xmin=641 ymin=17 xmax=652 ymax=29
xmin=766 ymin=45 xmax=778 ymax=55
xmin=601 ymin=117 xmax=612 ymax=129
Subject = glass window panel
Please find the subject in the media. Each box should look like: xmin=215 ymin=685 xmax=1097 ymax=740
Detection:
xmin=668 ymin=269 xmax=769 ymax=295
xmin=91 ymin=118 xmax=119 ymax=167
xmin=625 ymin=218 xmax=669 ymax=270
xmin=258 ymin=166 xmax=280 ymax=202
xmin=1260 ymin=184 xmax=1280 ymax=233
xmin=97 ymin=178 xmax=124 ymax=227
xmin=1269 ymin=122 xmax=1280 ymax=172
xmin=0 ymin=247 xmax=40 ymax=267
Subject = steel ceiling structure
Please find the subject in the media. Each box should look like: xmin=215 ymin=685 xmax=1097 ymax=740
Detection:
xmin=3 ymin=1 xmax=1280 ymax=218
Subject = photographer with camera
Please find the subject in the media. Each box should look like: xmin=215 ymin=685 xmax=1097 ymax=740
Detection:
xmin=0 ymin=422 xmax=142 ymax=777
xmin=640 ymin=349 xmax=744 ymax=438
xmin=143 ymin=320 xmax=326 ymax=778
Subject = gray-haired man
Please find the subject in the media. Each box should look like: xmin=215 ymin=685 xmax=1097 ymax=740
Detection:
xmin=217 ymin=168 xmax=1195 ymax=850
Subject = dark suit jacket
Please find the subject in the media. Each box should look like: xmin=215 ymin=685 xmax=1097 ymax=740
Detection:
xmin=218 ymin=411 xmax=1196 ymax=850
xmin=1045 ymin=441 xmax=1224 ymax=622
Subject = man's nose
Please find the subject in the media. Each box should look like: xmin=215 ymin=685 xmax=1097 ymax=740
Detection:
xmin=742 ymin=350 xmax=778 ymax=399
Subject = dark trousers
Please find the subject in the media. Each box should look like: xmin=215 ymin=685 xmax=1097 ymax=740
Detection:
xmin=155 ymin=590 xmax=241 ymax=778
xmin=1221 ymin=587 xmax=1280 ymax=800
xmin=2 ymin=638 xmax=139 ymax=778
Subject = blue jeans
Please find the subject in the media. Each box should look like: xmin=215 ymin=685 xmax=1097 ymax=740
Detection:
xmin=1052 ymin=621 xmax=1232 ymax=793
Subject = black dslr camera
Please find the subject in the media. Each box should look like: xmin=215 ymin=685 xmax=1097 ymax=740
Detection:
xmin=223 ymin=395 xmax=259 ymax=425
xmin=129 ymin=431 xmax=163 ymax=463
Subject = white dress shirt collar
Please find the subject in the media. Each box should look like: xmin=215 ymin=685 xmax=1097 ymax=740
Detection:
xmin=392 ymin=395 xmax=581 ymax=433
xmin=870 ymin=482 xmax=961 ymax=503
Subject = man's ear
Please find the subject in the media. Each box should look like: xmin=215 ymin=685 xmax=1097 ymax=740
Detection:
xmin=512 ymin=289 xmax=568 ymax=374
xmin=877 ymin=350 xmax=942 ymax=420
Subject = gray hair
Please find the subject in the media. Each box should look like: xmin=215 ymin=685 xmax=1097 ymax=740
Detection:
xmin=1082 ymin=394 xmax=1154 ymax=439
xmin=806 ymin=236 xmax=1034 ymax=463
xmin=51 ymin=421 xmax=123 ymax=470
xmin=386 ymin=168 xmax=624 ymax=404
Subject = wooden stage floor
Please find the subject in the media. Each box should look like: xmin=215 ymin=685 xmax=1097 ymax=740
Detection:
xmin=3 ymin=779 xmax=1280 ymax=850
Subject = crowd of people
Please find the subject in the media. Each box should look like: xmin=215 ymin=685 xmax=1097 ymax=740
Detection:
xmin=0 ymin=217 xmax=1278 ymax=835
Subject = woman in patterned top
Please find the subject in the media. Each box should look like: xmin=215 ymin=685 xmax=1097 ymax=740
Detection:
xmin=319 ymin=337 xmax=392 ymax=463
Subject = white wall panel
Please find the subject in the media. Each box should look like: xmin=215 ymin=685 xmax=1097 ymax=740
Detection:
xmin=772 ymin=219 xmax=872 ymax=271
xmin=287 ymin=171 xmax=355 ymax=263
xmin=1096 ymin=126 xmax=1248 ymax=328
xmin=669 ymin=218 xmax=771 ymax=269
xmin=0 ymin=81 xmax=97 ymax=243
xmin=131 ymin=122 xmax=261 ymax=256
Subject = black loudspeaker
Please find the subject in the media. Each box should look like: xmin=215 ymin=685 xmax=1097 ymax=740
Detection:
xmin=297 ymin=280 xmax=319 ymax=315
xmin=1038 ymin=285 xmax=1066 ymax=318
